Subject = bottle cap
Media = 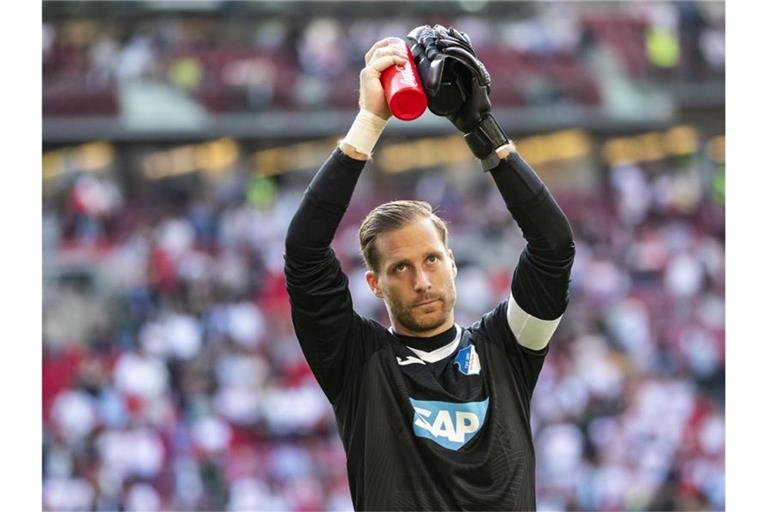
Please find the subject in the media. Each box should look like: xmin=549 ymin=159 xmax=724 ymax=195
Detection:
xmin=389 ymin=86 xmax=427 ymax=121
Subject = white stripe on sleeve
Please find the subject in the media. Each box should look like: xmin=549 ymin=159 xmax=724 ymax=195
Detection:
xmin=506 ymin=293 xmax=562 ymax=350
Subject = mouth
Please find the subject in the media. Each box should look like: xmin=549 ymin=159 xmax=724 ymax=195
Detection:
xmin=414 ymin=298 xmax=440 ymax=307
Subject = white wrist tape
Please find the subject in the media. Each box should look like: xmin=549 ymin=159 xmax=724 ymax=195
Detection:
xmin=342 ymin=110 xmax=388 ymax=157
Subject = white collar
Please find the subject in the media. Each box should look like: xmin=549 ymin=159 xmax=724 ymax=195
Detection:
xmin=389 ymin=324 xmax=462 ymax=363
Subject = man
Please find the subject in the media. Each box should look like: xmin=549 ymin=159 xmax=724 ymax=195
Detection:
xmin=284 ymin=27 xmax=575 ymax=511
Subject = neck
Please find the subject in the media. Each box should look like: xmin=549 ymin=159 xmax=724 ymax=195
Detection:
xmin=394 ymin=323 xmax=457 ymax=353
xmin=390 ymin=313 xmax=455 ymax=338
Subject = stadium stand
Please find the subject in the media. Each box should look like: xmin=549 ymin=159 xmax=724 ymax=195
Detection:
xmin=43 ymin=2 xmax=724 ymax=510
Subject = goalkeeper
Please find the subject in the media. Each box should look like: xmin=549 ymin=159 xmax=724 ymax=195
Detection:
xmin=284 ymin=26 xmax=575 ymax=511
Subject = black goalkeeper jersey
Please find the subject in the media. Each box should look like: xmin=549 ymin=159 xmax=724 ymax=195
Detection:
xmin=284 ymin=148 xmax=574 ymax=511
xmin=335 ymin=306 xmax=544 ymax=511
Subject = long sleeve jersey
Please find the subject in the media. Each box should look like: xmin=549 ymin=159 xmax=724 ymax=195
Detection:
xmin=284 ymin=147 xmax=574 ymax=511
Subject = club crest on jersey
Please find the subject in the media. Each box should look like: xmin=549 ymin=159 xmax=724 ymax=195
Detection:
xmin=452 ymin=344 xmax=481 ymax=376
xmin=409 ymin=398 xmax=489 ymax=451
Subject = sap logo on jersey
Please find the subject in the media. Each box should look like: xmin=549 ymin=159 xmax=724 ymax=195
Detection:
xmin=409 ymin=398 xmax=489 ymax=450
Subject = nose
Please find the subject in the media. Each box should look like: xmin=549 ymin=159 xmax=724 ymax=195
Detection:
xmin=413 ymin=267 xmax=431 ymax=292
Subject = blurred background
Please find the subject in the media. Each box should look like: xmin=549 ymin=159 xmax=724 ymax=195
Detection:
xmin=42 ymin=1 xmax=725 ymax=510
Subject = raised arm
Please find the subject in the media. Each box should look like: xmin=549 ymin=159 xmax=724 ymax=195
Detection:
xmin=408 ymin=26 xmax=575 ymax=350
xmin=283 ymin=38 xmax=408 ymax=403
xmin=490 ymin=148 xmax=575 ymax=350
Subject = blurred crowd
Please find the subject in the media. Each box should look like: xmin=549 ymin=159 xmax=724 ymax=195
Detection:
xmin=43 ymin=1 xmax=724 ymax=116
xmin=42 ymin=3 xmax=725 ymax=510
xmin=42 ymin=138 xmax=724 ymax=510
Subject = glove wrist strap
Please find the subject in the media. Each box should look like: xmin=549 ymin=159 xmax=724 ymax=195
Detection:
xmin=463 ymin=114 xmax=508 ymax=163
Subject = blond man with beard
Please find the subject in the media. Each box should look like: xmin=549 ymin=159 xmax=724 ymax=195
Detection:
xmin=284 ymin=30 xmax=575 ymax=511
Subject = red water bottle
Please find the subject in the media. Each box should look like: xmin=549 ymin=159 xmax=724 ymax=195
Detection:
xmin=380 ymin=39 xmax=427 ymax=121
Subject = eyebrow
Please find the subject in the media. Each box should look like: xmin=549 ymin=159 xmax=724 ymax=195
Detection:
xmin=386 ymin=251 xmax=442 ymax=273
xmin=386 ymin=259 xmax=409 ymax=273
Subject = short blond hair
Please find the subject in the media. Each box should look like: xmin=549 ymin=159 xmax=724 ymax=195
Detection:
xmin=358 ymin=200 xmax=448 ymax=273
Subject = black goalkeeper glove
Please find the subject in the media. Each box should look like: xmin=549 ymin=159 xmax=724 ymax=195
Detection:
xmin=407 ymin=24 xmax=509 ymax=170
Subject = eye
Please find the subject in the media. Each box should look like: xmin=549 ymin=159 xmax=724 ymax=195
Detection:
xmin=395 ymin=263 xmax=407 ymax=272
xmin=426 ymin=254 xmax=438 ymax=264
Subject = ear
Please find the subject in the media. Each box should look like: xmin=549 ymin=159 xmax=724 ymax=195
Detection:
xmin=448 ymin=249 xmax=457 ymax=278
xmin=365 ymin=270 xmax=384 ymax=298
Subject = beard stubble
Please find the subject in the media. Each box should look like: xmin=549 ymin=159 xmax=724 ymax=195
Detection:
xmin=385 ymin=285 xmax=456 ymax=334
